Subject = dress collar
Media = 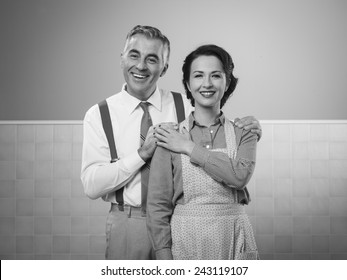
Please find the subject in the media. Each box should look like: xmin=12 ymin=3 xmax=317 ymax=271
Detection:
xmin=188 ymin=111 xmax=226 ymax=130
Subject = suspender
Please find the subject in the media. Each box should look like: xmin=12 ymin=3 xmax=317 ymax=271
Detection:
xmin=98 ymin=91 xmax=185 ymax=207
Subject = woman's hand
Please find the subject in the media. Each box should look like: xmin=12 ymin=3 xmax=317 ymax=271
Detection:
xmin=154 ymin=126 xmax=195 ymax=156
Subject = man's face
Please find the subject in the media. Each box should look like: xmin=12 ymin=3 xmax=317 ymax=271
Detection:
xmin=121 ymin=34 xmax=168 ymax=100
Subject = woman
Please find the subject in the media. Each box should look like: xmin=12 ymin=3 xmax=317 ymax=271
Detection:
xmin=146 ymin=44 xmax=258 ymax=260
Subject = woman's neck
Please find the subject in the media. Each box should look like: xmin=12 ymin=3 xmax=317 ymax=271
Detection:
xmin=193 ymin=106 xmax=221 ymax=127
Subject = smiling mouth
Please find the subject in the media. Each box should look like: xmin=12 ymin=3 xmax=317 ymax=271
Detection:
xmin=200 ymin=91 xmax=215 ymax=98
xmin=132 ymin=73 xmax=149 ymax=80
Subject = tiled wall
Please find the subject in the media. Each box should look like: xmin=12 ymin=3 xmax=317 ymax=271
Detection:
xmin=0 ymin=121 xmax=347 ymax=260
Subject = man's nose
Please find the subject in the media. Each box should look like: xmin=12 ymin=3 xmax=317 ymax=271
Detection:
xmin=136 ymin=59 xmax=147 ymax=70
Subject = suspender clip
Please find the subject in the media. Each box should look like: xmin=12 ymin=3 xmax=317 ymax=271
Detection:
xmin=110 ymin=158 xmax=119 ymax=163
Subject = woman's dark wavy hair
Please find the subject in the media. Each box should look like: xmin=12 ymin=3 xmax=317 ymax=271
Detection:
xmin=182 ymin=44 xmax=238 ymax=108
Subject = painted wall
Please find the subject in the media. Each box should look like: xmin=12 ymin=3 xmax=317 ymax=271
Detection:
xmin=1 ymin=0 xmax=347 ymax=120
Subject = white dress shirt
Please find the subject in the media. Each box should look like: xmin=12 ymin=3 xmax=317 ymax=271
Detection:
xmin=81 ymin=85 xmax=193 ymax=206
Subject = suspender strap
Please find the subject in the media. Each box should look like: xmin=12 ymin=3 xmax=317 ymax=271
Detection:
xmin=98 ymin=99 xmax=124 ymax=209
xmin=171 ymin=91 xmax=185 ymax=123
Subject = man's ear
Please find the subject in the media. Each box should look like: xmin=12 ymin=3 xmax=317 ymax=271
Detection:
xmin=160 ymin=64 xmax=169 ymax=77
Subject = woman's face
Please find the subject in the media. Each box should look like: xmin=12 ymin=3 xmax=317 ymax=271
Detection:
xmin=187 ymin=55 xmax=227 ymax=110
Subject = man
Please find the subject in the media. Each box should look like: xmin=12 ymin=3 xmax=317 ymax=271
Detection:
xmin=81 ymin=25 xmax=262 ymax=260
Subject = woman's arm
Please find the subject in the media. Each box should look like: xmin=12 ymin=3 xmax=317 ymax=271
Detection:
xmin=146 ymin=146 xmax=175 ymax=260
xmin=190 ymin=128 xmax=257 ymax=189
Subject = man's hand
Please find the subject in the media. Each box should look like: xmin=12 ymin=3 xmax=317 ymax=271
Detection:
xmin=138 ymin=126 xmax=157 ymax=162
xmin=234 ymin=116 xmax=262 ymax=140
xmin=154 ymin=126 xmax=195 ymax=156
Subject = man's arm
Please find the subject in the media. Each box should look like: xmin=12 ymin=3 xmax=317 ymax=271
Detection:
xmin=80 ymin=107 xmax=145 ymax=199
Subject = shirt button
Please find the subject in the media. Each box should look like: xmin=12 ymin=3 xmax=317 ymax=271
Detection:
xmin=206 ymin=145 xmax=210 ymax=149
xmin=210 ymin=130 xmax=213 ymax=134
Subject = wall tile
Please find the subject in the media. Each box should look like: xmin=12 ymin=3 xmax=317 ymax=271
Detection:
xmin=53 ymin=179 xmax=71 ymax=198
xmin=0 ymin=217 xmax=15 ymax=235
xmin=255 ymin=178 xmax=274 ymax=197
xmin=256 ymin=217 xmax=274 ymax=234
xmin=53 ymin=198 xmax=71 ymax=216
xmin=274 ymin=197 xmax=292 ymax=216
xmin=293 ymin=235 xmax=311 ymax=253
xmin=273 ymin=142 xmax=291 ymax=159
xmin=257 ymin=141 xmax=273 ymax=160
xmin=35 ymin=143 xmax=53 ymax=161
xmin=274 ymin=179 xmax=292 ymax=198
xmin=293 ymin=216 xmax=311 ymax=234
xmin=0 ymin=125 xmax=16 ymax=143
xmin=16 ymin=180 xmax=34 ymax=198
xmin=0 ymin=198 xmax=15 ymax=217
xmin=293 ymin=178 xmax=310 ymax=197
xmin=72 ymin=143 xmax=82 ymax=161
xmin=330 ymin=179 xmax=347 ymax=197
xmin=311 ymin=160 xmax=329 ymax=179
xmin=292 ymin=160 xmax=310 ymax=178
xmin=35 ymin=161 xmax=53 ymax=179
xmin=292 ymin=142 xmax=309 ymax=159
xmin=311 ymin=216 xmax=330 ymax=235
xmin=53 ymin=161 xmax=72 ymax=179
xmin=329 ymin=124 xmax=347 ymax=142
xmin=330 ymin=198 xmax=347 ymax=217
xmin=71 ymin=236 xmax=89 ymax=254
xmin=89 ymin=199 xmax=109 ymax=216
xmin=36 ymin=125 xmax=53 ymax=143
xmin=312 ymin=235 xmax=329 ymax=253
xmin=52 ymin=216 xmax=71 ymax=235
xmin=89 ymin=216 xmax=106 ymax=234
xmin=292 ymin=198 xmax=310 ymax=216
xmin=52 ymin=235 xmax=70 ymax=254
xmin=0 ymin=142 xmax=15 ymax=161
xmin=35 ymin=180 xmax=53 ymax=198
xmin=275 ymin=236 xmax=292 ymax=253
xmin=330 ymin=160 xmax=347 ymax=178
xmin=0 ymin=161 xmax=16 ymax=180
xmin=311 ymin=198 xmax=330 ymax=216
xmin=71 ymin=198 xmax=89 ymax=216
xmin=310 ymin=179 xmax=330 ymax=198
xmin=330 ymin=235 xmax=347 ymax=253
xmin=254 ymin=159 xmax=272 ymax=179
xmin=53 ymin=143 xmax=72 ymax=161
xmin=71 ymin=179 xmax=84 ymax=197
xmin=331 ymin=217 xmax=347 ymax=234
xmin=0 ymin=180 xmax=15 ymax=198
xmin=71 ymin=216 xmax=89 ymax=234
xmin=16 ymin=217 xmax=34 ymax=235
xmin=72 ymin=125 xmax=83 ymax=143
xmin=89 ymin=235 xmax=106 ymax=254
xmin=17 ymin=125 xmax=35 ymax=143
xmin=273 ymin=125 xmax=290 ymax=142
xmin=16 ymin=142 xmax=35 ymax=161
xmin=54 ymin=125 xmax=72 ymax=143
xmin=0 ymin=236 xmax=15 ymax=254
xmin=35 ymin=217 xmax=52 ymax=235
xmin=310 ymin=124 xmax=329 ymax=142
xmin=329 ymin=143 xmax=347 ymax=159
xmin=16 ymin=161 xmax=34 ymax=179
xmin=274 ymin=217 xmax=293 ymax=235
xmin=16 ymin=198 xmax=34 ymax=216
xmin=292 ymin=124 xmax=309 ymax=142
xmin=16 ymin=236 xmax=34 ymax=253
xmin=274 ymin=160 xmax=291 ymax=178
xmin=34 ymin=198 xmax=53 ymax=217
xmin=309 ymin=143 xmax=329 ymax=160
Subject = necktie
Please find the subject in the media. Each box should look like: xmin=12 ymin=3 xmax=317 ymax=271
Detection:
xmin=139 ymin=102 xmax=152 ymax=215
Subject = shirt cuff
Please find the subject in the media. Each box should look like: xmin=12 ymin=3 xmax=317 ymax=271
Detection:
xmin=190 ymin=145 xmax=209 ymax=167
xmin=119 ymin=150 xmax=145 ymax=173
xmin=155 ymin=248 xmax=173 ymax=260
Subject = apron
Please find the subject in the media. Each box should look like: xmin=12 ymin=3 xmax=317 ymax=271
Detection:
xmin=171 ymin=118 xmax=258 ymax=260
